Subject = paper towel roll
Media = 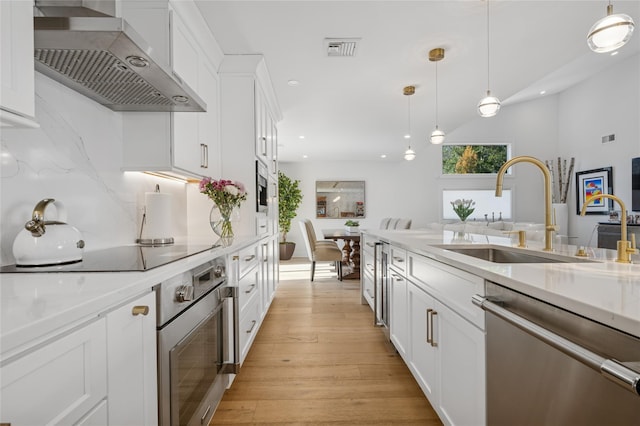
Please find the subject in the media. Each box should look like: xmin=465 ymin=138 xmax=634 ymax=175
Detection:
xmin=142 ymin=192 xmax=172 ymax=241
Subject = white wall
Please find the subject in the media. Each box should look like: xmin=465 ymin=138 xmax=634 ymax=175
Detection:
xmin=558 ymin=53 xmax=640 ymax=246
xmin=281 ymin=93 xmax=560 ymax=257
xmin=281 ymin=52 xmax=639 ymax=253
xmin=0 ymin=74 xmax=214 ymax=266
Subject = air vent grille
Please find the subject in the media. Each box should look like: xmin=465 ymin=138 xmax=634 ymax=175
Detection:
xmin=325 ymin=38 xmax=360 ymax=57
xmin=34 ymin=48 xmax=174 ymax=106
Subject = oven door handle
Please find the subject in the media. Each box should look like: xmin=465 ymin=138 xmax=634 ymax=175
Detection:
xmin=221 ymin=286 xmax=240 ymax=374
xmin=472 ymin=295 xmax=640 ymax=397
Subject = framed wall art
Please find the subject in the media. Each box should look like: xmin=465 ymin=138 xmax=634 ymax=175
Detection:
xmin=575 ymin=167 xmax=613 ymax=214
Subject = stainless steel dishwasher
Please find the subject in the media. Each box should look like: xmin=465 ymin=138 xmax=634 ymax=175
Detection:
xmin=474 ymin=282 xmax=640 ymax=425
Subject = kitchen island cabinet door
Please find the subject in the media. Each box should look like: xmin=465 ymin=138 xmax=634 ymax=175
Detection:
xmin=0 ymin=318 xmax=107 ymax=426
xmin=389 ymin=267 xmax=409 ymax=360
xmin=407 ymin=281 xmax=437 ymax=401
xmin=106 ymin=291 xmax=158 ymax=426
xmin=435 ymin=299 xmax=485 ymax=426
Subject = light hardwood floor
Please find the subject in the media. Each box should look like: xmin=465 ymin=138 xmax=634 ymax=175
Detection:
xmin=210 ymin=259 xmax=442 ymax=425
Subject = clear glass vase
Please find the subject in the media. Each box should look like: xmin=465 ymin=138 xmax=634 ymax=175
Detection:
xmin=209 ymin=204 xmax=239 ymax=246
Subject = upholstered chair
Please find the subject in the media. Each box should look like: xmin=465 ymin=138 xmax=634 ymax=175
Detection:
xmin=394 ymin=218 xmax=412 ymax=229
xmin=299 ymin=220 xmax=343 ymax=281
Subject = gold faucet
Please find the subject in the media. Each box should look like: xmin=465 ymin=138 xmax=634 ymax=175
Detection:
xmin=580 ymin=194 xmax=637 ymax=263
xmin=495 ymin=156 xmax=556 ymax=251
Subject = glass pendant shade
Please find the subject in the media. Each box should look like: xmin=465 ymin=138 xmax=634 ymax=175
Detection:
xmin=478 ymin=91 xmax=501 ymax=118
xmin=587 ymin=5 xmax=635 ymax=53
xmin=404 ymin=147 xmax=416 ymax=161
xmin=430 ymin=127 xmax=445 ymax=145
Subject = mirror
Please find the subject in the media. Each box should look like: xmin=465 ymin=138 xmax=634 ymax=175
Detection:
xmin=316 ymin=181 xmax=365 ymax=219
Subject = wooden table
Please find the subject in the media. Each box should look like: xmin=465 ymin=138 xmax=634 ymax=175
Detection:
xmin=322 ymin=229 xmax=361 ymax=280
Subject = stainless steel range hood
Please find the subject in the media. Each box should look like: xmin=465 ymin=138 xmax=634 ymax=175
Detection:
xmin=33 ymin=1 xmax=206 ymax=112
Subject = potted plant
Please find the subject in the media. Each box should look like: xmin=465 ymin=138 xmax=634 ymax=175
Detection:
xmin=278 ymin=170 xmax=303 ymax=260
xmin=345 ymin=220 xmax=360 ymax=233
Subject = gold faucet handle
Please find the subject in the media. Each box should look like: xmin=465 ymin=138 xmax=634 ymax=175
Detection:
xmin=504 ymin=230 xmax=527 ymax=248
xmin=628 ymin=233 xmax=638 ymax=254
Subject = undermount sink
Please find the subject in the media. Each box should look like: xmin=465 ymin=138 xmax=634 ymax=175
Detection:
xmin=435 ymin=245 xmax=595 ymax=264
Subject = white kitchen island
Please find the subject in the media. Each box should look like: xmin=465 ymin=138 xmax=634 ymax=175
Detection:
xmin=361 ymin=228 xmax=640 ymax=426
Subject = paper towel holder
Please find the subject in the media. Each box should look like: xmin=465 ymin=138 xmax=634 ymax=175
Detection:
xmin=136 ymin=185 xmax=175 ymax=246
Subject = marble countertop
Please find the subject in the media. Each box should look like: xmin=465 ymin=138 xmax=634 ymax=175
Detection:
xmin=365 ymin=229 xmax=640 ymax=338
xmin=0 ymin=235 xmax=260 ymax=360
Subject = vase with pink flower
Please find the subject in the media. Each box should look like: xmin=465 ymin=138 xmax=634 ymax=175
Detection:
xmin=199 ymin=177 xmax=247 ymax=245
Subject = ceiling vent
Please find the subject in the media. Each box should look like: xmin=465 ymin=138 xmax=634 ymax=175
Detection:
xmin=325 ymin=38 xmax=360 ymax=57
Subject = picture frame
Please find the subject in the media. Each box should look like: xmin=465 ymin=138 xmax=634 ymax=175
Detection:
xmin=575 ymin=167 xmax=613 ymax=215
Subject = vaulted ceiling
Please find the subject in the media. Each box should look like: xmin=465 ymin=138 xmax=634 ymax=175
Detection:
xmin=196 ymin=1 xmax=640 ymax=162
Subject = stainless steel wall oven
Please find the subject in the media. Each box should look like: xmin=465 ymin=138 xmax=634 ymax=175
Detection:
xmin=256 ymin=160 xmax=268 ymax=213
xmin=156 ymin=256 xmax=238 ymax=426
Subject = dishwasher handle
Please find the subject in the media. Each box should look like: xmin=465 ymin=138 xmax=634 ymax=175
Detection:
xmin=472 ymin=295 xmax=640 ymax=397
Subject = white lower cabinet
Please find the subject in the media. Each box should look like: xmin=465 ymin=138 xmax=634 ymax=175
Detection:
xmin=260 ymin=236 xmax=277 ymax=313
xmin=106 ymin=291 xmax=158 ymax=426
xmin=408 ymin=282 xmax=437 ymax=400
xmin=0 ymin=290 xmax=158 ymax=426
xmin=407 ymin=280 xmax=485 ymax=425
xmin=436 ymin=298 xmax=485 ymax=426
xmin=76 ymin=399 xmax=108 ymax=426
xmin=360 ymin=249 xmax=375 ymax=309
xmin=368 ymin=243 xmax=486 ymax=426
xmin=230 ymin=241 xmax=265 ymax=366
xmin=0 ymin=319 xmax=108 ymax=425
xmin=389 ymin=266 xmax=409 ymax=360
xmin=238 ymin=293 xmax=261 ymax=364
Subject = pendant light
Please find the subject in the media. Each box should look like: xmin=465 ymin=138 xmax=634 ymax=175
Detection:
xmin=403 ymin=85 xmax=416 ymax=161
xmin=478 ymin=0 xmax=501 ymax=118
xmin=587 ymin=1 xmax=635 ymax=53
xmin=429 ymin=48 xmax=445 ymax=145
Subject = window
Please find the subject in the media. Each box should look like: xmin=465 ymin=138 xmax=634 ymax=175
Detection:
xmin=442 ymin=144 xmax=510 ymax=174
xmin=442 ymin=189 xmax=512 ymax=221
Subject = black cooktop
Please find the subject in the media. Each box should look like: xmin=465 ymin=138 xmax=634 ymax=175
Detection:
xmin=0 ymin=244 xmax=219 ymax=273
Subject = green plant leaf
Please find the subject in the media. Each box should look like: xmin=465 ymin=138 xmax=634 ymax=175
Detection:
xmin=278 ymin=171 xmax=303 ymax=242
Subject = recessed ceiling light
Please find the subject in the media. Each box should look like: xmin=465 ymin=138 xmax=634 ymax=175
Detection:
xmin=540 ymin=90 xmax=547 ymax=95
xmin=380 ymin=154 xmax=387 ymax=159
xmin=302 ymin=154 xmax=308 ymax=159
xmin=288 ymin=80 xmax=300 ymax=86
xmin=299 ymin=135 xmax=305 ymax=139
xmin=404 ymin=134 xmax=411 ymax=139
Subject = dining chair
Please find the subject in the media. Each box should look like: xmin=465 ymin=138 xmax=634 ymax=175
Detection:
xmin=303 ymin=219 xmax=338 ymax=247
xmin=395 ymin=218 xmax=412 ymax=229
xmin=299 ymin=220 xmax=343 ymax=281
xmin=379 ymin=218 xmax=391 ymax=229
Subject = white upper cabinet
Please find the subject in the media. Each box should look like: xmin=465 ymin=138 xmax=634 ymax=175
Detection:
xmin=121 ymin=0 xmax=222 ymax=180
xmin=219 ymin=55 xmax=282 ymax=237
xmin=0 ymin=0 xmax=38 ymax=128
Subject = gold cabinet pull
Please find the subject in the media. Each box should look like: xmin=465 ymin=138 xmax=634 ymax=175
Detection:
xmin=132 ymin=305 xmax=149 ymax=316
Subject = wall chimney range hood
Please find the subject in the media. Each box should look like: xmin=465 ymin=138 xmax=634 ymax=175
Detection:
xmin=33 ymin=1 xmax=206 ymax=112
